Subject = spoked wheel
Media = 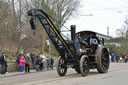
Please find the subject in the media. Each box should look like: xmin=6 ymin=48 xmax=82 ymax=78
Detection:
xmin=96 ymin=46 xmax=110 ymax=73
xmin=74 ymin=66 xmax=80 ymax=73
xmin=80 ymin=55 xmax=89 ymax=77
xmin=56 ymin=57 xmax=67 ymax=76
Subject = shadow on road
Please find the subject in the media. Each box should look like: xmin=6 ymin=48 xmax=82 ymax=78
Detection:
xmin=64 ymin=71 xmax=99 ymax=78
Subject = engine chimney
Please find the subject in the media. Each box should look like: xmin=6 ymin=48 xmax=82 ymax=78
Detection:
xmin=71 ymin=25 xmax=76 ymax=41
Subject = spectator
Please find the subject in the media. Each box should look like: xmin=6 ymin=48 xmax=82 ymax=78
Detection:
xmin=122 ymin=55 xmax=125 ymax=63
xmin=0 ymin=52 xmax=7 ymax=74
xmin=19 ymin=56 xmax=25 ymax=72
xmin=125 ymin=54 xmax=128 ymax=63
xmin=116 ymin=55 xmax=119 ymax=62
xmin=46 ymin=58 xmax=50 ymax=70
xmin=50 ymin=57 xmax=54 ymax=70
xmin=40 ymin=52 xmax=46 ymax=70
xmin=30 ymin=52 xmax=36 ymax=69
xmin=111 ymin=53 xmax=114 ymax=62
xmin=35 ymin=55 xmax=41 ymax=72
xmin=25 ymin=53 xmax=31 ymax=73
xmin=114 ymin=55 xmax=116 ymax=62
xmin=120 ymin=56 xmax=123 ymax=63
xmin=17 ymin=51 xmax=24 ymax=71
xmin=16 ymin=51 xmax=24 ymax=64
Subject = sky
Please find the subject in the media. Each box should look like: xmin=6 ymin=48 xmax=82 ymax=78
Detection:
xmin=65 ymin=0 xmax=128 ymax=37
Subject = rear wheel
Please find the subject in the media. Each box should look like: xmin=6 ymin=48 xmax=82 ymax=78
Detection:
xmin=80 ymin=55 xmax=89 ymax=77
xmin=96 ymin=46 xmax=110 ymax=73
xmin=56 ymin=57 xmax=67 ymax=76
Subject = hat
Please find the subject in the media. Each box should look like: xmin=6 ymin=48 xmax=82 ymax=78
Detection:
xmin=2 ymin=52 xmax=5 ymax=55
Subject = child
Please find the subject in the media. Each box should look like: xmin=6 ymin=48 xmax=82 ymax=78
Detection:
xmin=19 ymin=56 xmax=25 ymax=72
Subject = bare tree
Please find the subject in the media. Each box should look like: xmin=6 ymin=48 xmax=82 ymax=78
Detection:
xmin=115 ymin=16 xmax=128 ymax=55
xmin=0 ymin=0 xmax=80 ymax=56
xmin=21 ymin=0 xmax=80 ymax=51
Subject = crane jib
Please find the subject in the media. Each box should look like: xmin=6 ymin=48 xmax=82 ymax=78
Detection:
xmin=28 ymin=9 xmax=79 ymax=63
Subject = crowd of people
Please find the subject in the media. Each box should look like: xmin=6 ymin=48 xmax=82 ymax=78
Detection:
xmin=110 ymin=53 xmax=128 ymax=63
xmin=0 ymin=51 xmax=54 ymax=74
xmin=1 ymin=51 xmax=128 ymax=75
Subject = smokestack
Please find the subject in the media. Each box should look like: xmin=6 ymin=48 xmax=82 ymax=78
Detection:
xmin=71 ymin=25 xmax=76 ymax=41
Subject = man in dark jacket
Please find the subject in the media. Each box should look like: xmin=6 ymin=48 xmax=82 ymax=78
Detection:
xmin=0 ymin=52 xmax=7 ymax=74
xmin=50 ymin=58 xmax=54 ymax=70
xmin=30 ymin=52 xmax=36 ymax=68
xmin=116 ymin=55 xmax=119 ymax=62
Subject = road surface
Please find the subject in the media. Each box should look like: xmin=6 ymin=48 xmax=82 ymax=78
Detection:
xmin=0 ymin=63 xmax=128 ymax=85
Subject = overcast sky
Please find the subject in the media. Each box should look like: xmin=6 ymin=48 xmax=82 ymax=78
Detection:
xmin=65 ymin=0 xmax=128 ymax=37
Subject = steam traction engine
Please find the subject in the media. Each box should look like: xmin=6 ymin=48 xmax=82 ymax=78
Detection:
xmin=27 ymin=9 xmax=110 ymax=77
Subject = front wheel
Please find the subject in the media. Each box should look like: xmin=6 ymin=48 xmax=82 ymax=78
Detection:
xmin=56 ymin=57 xmax=67 ymax=76
xmin=80 ymin=55 xmax=89 ymax=77
xmin=96 ymin=46 xmax=110 ymax=73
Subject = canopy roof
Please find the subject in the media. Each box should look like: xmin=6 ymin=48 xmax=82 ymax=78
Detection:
xmin=77 ymin=31 xmax=111 ymax=40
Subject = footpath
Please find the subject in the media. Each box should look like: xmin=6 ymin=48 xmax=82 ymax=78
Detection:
xmin=0 ymin=68 xmax=56 ymax=78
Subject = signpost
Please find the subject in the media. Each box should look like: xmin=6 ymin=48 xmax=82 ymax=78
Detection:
xmin=46 ymin=40 xmax=51 ymax=57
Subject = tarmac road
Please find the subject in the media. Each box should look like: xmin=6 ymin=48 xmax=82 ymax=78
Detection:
xmin=0 ymin=63 xmax=128 ymax=85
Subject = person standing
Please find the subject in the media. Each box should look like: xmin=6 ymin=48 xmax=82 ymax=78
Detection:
xmin=24 ymin=53 xmax=31 ymax=73
xmin=125 ymin=54 xmax=128 ymax=63
xmin=19 ymin=56 xmax=25 ymax=72
xmin=16 ymin=51 xmax=24 ymax=64
xmin=50 ymin=57 xmax=54 ymax=70
xmin=116 ymin=55 xmax=119 ymax=62
xmin=30 ymin=52 xmax=36 ymax=69
xmin=17 ymin=51 xmax=24 ymax=72
xmin=40 ymin=52 xmax=46 ymax=70
xmin=120 ymin=56 xmax=123 ymax=63
xmin=111 ymin=53 xmax=114 ymax=62
xmin=46 ymin=58 xmax=50 ymax=70
xmin=38 ymin=54 xmax=43 ymax=71
xmin=122 ymin=55 xmax=125 ymax=63
xmin=35 ymin=55 xmax=41 ymax=72
xmin=0 ymin=52 xmax=7 ymax=74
